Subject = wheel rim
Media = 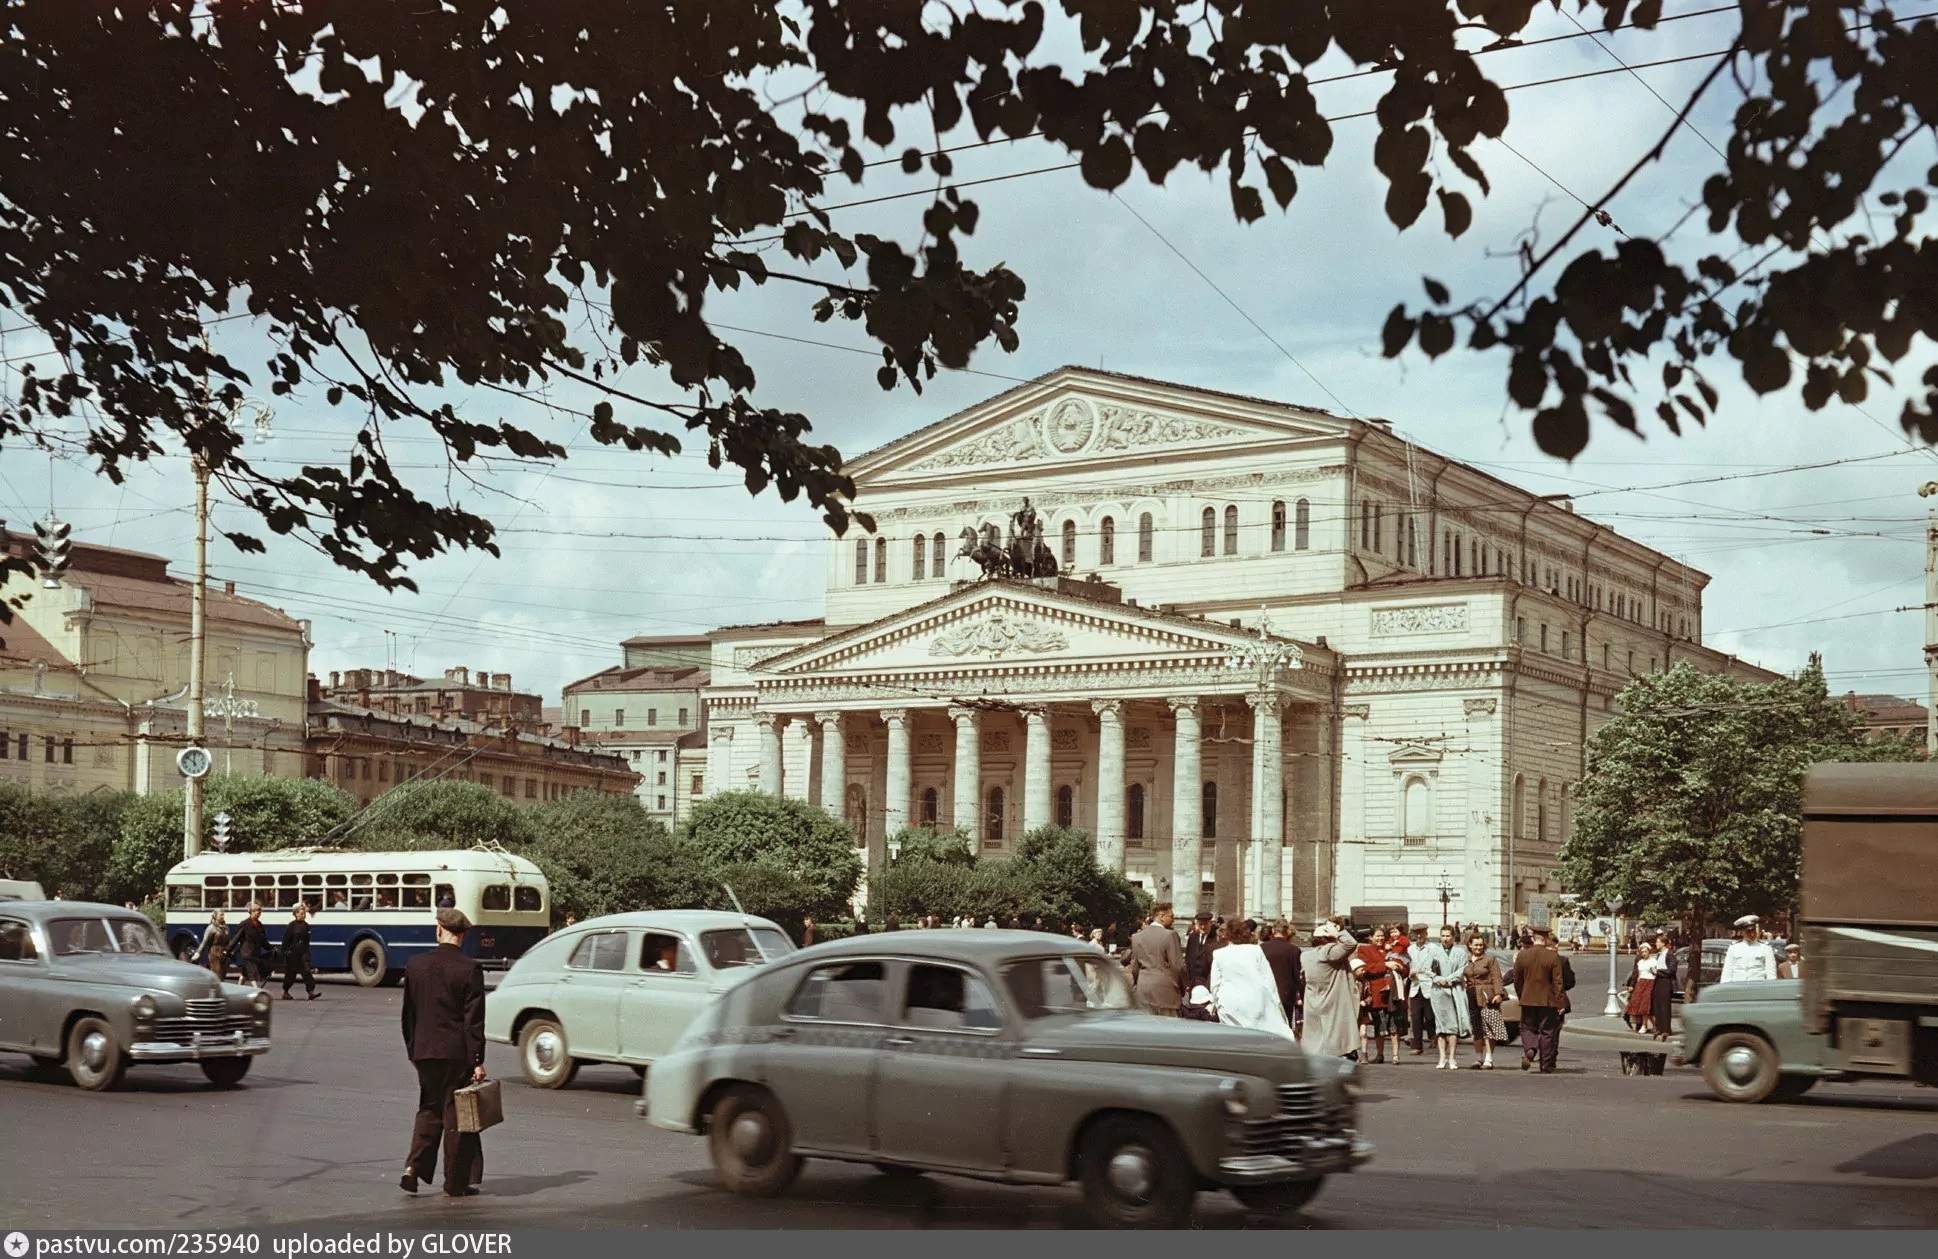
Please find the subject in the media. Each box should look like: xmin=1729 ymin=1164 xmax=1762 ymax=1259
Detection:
xmin=79 ymin=1030 xmax=110 ymax=1072
xmin=529 ymin=1029 xmax=563 ymax=1074
xmin=1105 ymin=1145 xmax=1156 ymax=1203
xmin=729 ymin=1111 xmax=775 ymax=1165
xmin=1720 ymin=1044 xmax=1763 ymax=1087
xmin=355 ymin=948 xmax=376 ymax=977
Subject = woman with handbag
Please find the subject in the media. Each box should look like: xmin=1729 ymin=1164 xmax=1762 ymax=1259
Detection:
xmin=1465 ymin=931 xmax=1507 ymax=1069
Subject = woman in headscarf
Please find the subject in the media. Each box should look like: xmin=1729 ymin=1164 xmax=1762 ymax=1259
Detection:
xmin=199 ymin=910 xmax=229 ymax=979
xmin=1465 ymin=930 xmax=1507 ymax=1068
xmin=1208 ymin=917 xmax=1296 ymax=1041
xmin=1417 ymin=924 xmax=1472 ymax=1069
xmin=1300 ymin=919 xmax=1363 ymax=1060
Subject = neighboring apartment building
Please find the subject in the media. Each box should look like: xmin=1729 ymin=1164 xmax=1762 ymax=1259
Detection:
xmin=307 ymin=684 xmax=639 ymax=807
xmin=1842 ymin=692 xmax=1930 ymax=750
xmin=317 ymin=666 xmax=542 ymax=727
xmin=1 ymin=529 xmax=311 ymax=795
xmin=561 ymin=654 xmax=709 ymax=820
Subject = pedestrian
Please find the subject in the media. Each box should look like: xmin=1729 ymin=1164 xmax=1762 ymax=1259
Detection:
xmin=1622 ymin=942 xmax=1662 ymax=1034
xmin=232 ymin=903 xmax=270 ymax=990
xmin=1511 ymin=924 xmax=1565 ymax=1073
xmin=1301 ymin=919 xmax=1363 ymax=1060
xmin=1354 ymin=925 xmax=1398 ymax=1062
xmin=1126 ymin=904 xmax=1185 ymax=1016
xmin=1209 ymin=917 xmax=1295 ymax=1041
xmin=1384 ymin=923 xmax=1412 ymax=1059
xmin=800 ymin=915 xmax=815 ymax=947
xmin=562 ymin=912 xmax=576 ymax=928
xmin=1102 ymin=921 xmax=1124 ymax=955
xmin=1417 ymin=924 xmax=1471 ymax=1069
xmin=1721 ymin=915 xmax=1779 ymax=982
xmin=399 ymin=907 xmax=487 ymax=1198
xmin=1779 ymin=943 xmax=1803 ymax=979
xmin=1465 ymin=931 xmax=1506 ymax=1068
xmin=1185 ymin=912 xmax=1215 ymax=993
xmin=1404 ymin=924 xmax=1436 ymax=1053
xmin=1260 ymin=921 xmax=1303 ymax=1037
xmin=280 ymin=902 xmax=319 ymax=1001
xmin=982 ymin=915 xmax=997 ymax=929
xmin=199 ymin=910 xmax=229 ymax=979
xmin=1650 ymin=932 xmax=1678 ymax=1039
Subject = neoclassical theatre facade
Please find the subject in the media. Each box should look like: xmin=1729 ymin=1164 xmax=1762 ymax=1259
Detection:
xmin=698 ymin=368 xmax=1774 ymax=928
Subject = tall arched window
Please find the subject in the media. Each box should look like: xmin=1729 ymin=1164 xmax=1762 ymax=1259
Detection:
xmin=1100 ymin=516 xmax=1116 ymax=565
xmin=1372 ymin=503 xmax=1383 ymax=552
xmin=920 ymin=786 xmax=939 ymax=826
xmin=1536 ymin=777 xmax=1549 ymax=843
xmin=932 ymin=532 xmax=946 ymax=575
xmin=1403 ymin=776 xmax=1430 ymax=839
xmin=1138 ymin=513 xmax=1154 ymax=562
xmin=912 ymin=535 xmax=926 ymax=581
xmin=1055 ymin=784 xmax=1074 ymax=829
xmin=1200 ymin=507 xmax=1216 ymax=557
xmin=1127 ymin=783 xmax=1146 ymax=840
xmin=1201 ymin=781 xmax=1218 ymax=838
xmin=845 ymin=783 xmax=868 ymax=844
xmin=1511 ymin=773 xmax=1525 ymax=841
xmin=854 ymin=538 xmax=869 ymax=585
xmin=1294 ymin=499 xmax=1310 ymax=551
xmin=1270 ymin=501 xmax=1287 ymax=552
xmin=985 ymin=786 xmax=1006 ymax=843
xmin=1060 ymin=518 xmax=1077 ymax=567
xmin=873 ymin=537 xmax=886 ymax=583
xmin=1222 ymin=505 xmax=1239 ymax=555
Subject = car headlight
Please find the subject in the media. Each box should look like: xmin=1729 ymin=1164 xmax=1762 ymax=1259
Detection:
xmin=251 ymin=990 xmax=272 ymax=1014
xmin=132 ymin=995 xmax=157 ymax=1021
xmin=1217 ymin=1076 xmax=1251 ymax=1117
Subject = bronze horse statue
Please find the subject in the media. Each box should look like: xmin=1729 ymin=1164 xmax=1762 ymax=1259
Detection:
xmin=957 ymin=521 xmax=1059 ymax=579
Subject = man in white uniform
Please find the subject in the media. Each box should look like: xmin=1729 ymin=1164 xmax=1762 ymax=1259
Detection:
xmin=1719 ymin=914 xmax=1779 ymax=983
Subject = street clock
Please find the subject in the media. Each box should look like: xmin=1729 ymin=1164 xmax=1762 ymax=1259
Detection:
xmin=176 ymin=746 xmax=213 ymax=780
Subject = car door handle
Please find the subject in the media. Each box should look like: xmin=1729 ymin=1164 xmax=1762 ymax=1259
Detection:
xmin=1020 ymin=1047 xmax=1060 ymax=1058
xmin=884 ymin=1036 xmax=915 ymax=1048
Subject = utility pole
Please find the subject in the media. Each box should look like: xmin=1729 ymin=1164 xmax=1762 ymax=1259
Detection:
xmin=1921 ymin=482 xmax=1938 ymax=757
xmin=184 ymin=452 xmax=210 ymax=859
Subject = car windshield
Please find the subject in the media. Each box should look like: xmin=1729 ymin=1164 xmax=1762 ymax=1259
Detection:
xmin=700 ymin=926 xmax=796 ymax=970
xmin=1002 ymin=954 xmax=1134 ymax=1018
xmin=50 ymin=916 xmax=164 ymax=956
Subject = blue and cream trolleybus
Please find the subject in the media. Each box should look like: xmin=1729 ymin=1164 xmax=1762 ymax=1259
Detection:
xmin=164 ymin=847 xmax=549 ymax=985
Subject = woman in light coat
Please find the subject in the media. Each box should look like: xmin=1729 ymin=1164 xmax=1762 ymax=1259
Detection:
xmin=1416 ymin=924 xmax=1472 ymax=1069
xmin=1300 ymin=920 xmax=1363 ymax=1059
xmin=1209 ymin=918 xmax=1295 ymax=1041
xmin=199 ymin=910 xmax=229 ymax=978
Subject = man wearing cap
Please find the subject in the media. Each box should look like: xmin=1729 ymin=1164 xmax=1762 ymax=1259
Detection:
xmin=400 ymin=908 xmax=488 ymax=1198
xmin=1510 ymin=924 xmax=1566 ymax=1073
xmin=1720 ymin=915 xmax=1779 ymax=983
xmin=1184 ymin=911 xmax=1215 ymax=994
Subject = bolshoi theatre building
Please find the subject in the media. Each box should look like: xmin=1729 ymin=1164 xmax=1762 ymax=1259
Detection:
xmin=694 ymin=368 xmax=1775 ymax=929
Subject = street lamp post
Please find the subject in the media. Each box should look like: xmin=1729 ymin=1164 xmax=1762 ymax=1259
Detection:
xmin=1604 ymin=896 xmax=1625 ymax=1016
xmin=1436 ymin=871 xmax=1454 ymax=929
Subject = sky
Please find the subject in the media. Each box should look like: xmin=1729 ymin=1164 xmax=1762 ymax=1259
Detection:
xmin=3 ymin=3 xmax=1934 ymax=710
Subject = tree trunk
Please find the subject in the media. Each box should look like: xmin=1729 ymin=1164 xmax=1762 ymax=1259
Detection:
xmin=1683 ymin=902 xmax=1703 ymax=1003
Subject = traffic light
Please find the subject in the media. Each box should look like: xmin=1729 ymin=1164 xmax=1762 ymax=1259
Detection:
xmin=33 ymin=513 xmax=71 ymax=589
xmin=210 ymin=811 xmax=233 ymax=852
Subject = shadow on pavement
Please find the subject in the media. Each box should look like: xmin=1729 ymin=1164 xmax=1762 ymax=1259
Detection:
xmin=1674 ymin=1088 xmax=1938 ymax=1114
xmin=1835 ymin=1134 xmax=1938 ymax=1180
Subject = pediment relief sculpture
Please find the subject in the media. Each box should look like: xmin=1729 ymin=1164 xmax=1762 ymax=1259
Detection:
xmin=908 ymin=396 xmax=1253 ymax=471
xmin=929 ymin=608 xmax=1069 ymax=659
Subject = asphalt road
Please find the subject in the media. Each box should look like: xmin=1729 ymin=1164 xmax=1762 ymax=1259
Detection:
xmin=4 ymin=974 xmax=1935 ymax=1231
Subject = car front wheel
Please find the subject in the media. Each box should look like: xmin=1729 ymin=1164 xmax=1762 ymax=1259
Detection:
xmin=708 ymin=1085 xmax=801 ymax=1198
xmin=66 ymin=1017 xmax=128 ymax=1092
xmin=1077 ymin=1115 xmax=1195 ymax=1230
xmin=200 ymin=1057 xmax=251 ymax=1088
xmin=1701 ymin=1031 xmax=1781 ymax=1103
xmin=518 ymin=1018 xmax=578 ymax=1089
xmin=1232 ymin=1177 xmax=1324 ymax=1218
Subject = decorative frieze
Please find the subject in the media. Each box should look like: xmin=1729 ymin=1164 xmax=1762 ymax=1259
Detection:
xmin=983 ymin=731 xmax=1012 ymax=753
xmin=906 ymin=397 xmax=1257 ymax=472
xmin=1370 ymin=603 xmax=1469 ymax=636
xmin=916 ymin=733 xmax=946 ymax=754
xmin=929 ymin=608 xmax=1070 ymax=659
xmin=732 ymin=645 xmax=788 ymax=668
xmin=1463 ymin=697 xmax=1499 ymax=718
xmin=1127 ymin=727 xmax=1152 ymax=751
xmin=1341 ymin=704 xmax=1371 ymax=720
xmin=1051 ymin=728 xmax=1080 ymax=752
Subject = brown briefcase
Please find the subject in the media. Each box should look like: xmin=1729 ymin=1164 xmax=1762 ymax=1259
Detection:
xmin=454 ymin=1078 xmax=503 ymax=1133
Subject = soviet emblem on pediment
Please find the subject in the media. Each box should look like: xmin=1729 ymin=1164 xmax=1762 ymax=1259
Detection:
xmin=929 ymin=608 xmax=1069 ymax=659
xmin=909 ymin=396 xmax=1249 ymax=471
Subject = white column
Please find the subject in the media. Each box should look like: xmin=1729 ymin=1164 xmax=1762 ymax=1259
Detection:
xmin=816 ymin=711 xmax=846 ymax=817
xmin=1092 ymin=699 xmax=1126 ymax=873
xmin=1252 ymin=692 xmax=1285 ymax=920
xmin=882 ymin=708 xmax=912 ymax=837
xmin=784 ymin=716 xmax=813 ymax=801
xmin=1022 ymin=708 xmax=1053 ymax=834
xmin=950 ymin=705 xmax=981 ymax=835
xmin=706 ymin=724 xmax=731 ymax=799
xmin=1169 ymin=697 xmax=1203 ymax=919
xmin=1337 ymin=704 xmax=1370 ymax=914
xmin=755 ymin=711 xmax=782 ymax=795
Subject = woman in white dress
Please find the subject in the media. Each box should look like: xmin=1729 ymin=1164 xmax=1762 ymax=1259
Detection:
xmin=1209 ymin=917 xmax=1296 ymax=1042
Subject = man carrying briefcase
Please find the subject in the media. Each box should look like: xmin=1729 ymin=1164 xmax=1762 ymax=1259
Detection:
xmin=401 ymin=907 xmax=488 ymax=1197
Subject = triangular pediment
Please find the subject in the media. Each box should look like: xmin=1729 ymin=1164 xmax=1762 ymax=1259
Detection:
xmin=847 ymin=368 xmax=1354 ymax=482
xmin=757 ymin=578 xmax=1305 ymax=679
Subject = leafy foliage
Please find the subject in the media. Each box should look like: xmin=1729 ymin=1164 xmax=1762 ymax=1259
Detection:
xmin=6 ymin=2 xmax=1930 ymax=612
xmin=679 ymin=790 xmax=863 ymax=923
xmin=524 ymin=793 xmax=705 ymax=922
xmin=0 ymin=785 xmax=133 ymax=900
xmin=888 ymin=825 xmax=978 ymax=865
xmin=881 ymin=825 xmax=1149 ymax=928
xmin=104 ymin=775 xmax=357 ymax=904
xmin=1559 ymin=656 xmax=1904 ymax=931
xmin=344 ymin=779 xmax=536 ymax=852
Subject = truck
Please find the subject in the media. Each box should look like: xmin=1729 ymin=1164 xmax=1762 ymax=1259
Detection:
xmin=1679 ymin=762 xmax=1938 ymax=1102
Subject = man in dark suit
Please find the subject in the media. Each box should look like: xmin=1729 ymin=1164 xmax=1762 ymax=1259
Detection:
xmin=1127 ymin=904 xmax=1185 ymax=1015
xmin=1259 ymin=921 xmax=1302 ymax=1030
xmin=401 ymin=908 xmax=487 ymax=1197
xmin=280 ymin=902 xmax=317 ymax=1000
xmin=1510 ymin=924 xmax=1566 ymax=1073
xmin=1184 ymin=912 xmax=1214 ymax=992
xmin=232 ymin=903 xmax=271 ymax=990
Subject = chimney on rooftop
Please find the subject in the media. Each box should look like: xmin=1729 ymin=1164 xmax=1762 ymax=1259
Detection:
xmin=493 ymin=672 xmax=512 ymax=691
xmin=329 ymin=671 xmax=341 ymax=689
xmin=223 ymin=579 xmax=236 ymax=595
xmin=446 ymin=667 xmax=468 ymax=685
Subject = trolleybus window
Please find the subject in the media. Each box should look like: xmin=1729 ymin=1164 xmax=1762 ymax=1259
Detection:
xmin=349 ymin=872 xmax=373 ymax=911
xmin=514 ymin=886 xmax=542 ymax=912
xmin=482 ymin=884 xmax=511 ymax=912
xmin=169 ymin=883 xmax=202 ymax=910
xmin=402 ymin=873 xmax=431 ymax=909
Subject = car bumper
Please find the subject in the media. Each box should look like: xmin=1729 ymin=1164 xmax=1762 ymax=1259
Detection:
xmin=129 ymin=1034 xmax=272 ymax=1062
xmin=1214 ymin=1132 xmax=1373 ymax=1184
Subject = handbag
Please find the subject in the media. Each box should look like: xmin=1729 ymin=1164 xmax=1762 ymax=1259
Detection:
xmin=453 ymin=1078 xmax=503 ymax=1134
xmin=1479 ymin=1004 xmax=1508 ymax=1043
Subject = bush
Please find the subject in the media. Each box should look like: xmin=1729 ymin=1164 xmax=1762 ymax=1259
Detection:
xmin=346 ymin=779 xmax=535 ymax=851
xmin=680 ymin=791 xmax=862 ymax=923
xmin=103 ymin=775 xmax=358 ymax=904
xmin=525 ymin=793 xmax=706 ymax=922
xmin=889 ymin=825 xmax=977 ymax=865
xmin=0 ymin=785 xmax=134 ymax=900
xmin=878 ymin=825 xmax=1149 ymax=930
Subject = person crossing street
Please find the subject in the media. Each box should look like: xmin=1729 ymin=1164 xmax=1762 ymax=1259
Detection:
xmin=280 ymin=902 xmax=318 ymax=1000
xmin=232 ymin=903 xmax=271 ymax=990
xmin=1511 ymin=925 xmax=1566 ymax=1073
xmin=400 ymin=908 xmax=488 ymax=1199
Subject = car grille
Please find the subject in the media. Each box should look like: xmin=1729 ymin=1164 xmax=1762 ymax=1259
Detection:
xmin=1229 ymin=1083 xmax=1354 ymax=1161
xmin=186 ymin=997 xmax=227 ymax=1020
xmin=151 ymin=999 xmax=253 ymax=1043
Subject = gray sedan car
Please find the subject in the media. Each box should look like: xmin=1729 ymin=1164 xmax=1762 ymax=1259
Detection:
xmin=0 ymin=901 xmax=272 ymax=1090
xmin=640 ymin=931 xmax=1369 ymax=1228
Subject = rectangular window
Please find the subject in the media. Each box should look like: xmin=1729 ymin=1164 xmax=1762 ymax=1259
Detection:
xmin=360 ymin=759 xmax=371 ymax=780
xmin=614 ymin=709 xmax=625 ymax=728
xmin=482 ymin=884 xmax=511 ymax=912
xmin=1627 ymin=650 xmax=1635 ymax=674
xmin=787 ymin=960 xmax=887 ymax=1023
xmin=378 ymin=760 xmax=390 ymax=782
xmin=515 ymin=886 xmax=543 ymax=913
xmin=679 ymin=708 xmax=689 ymax=726
xmin=657 ymin=795 xmax=668 ymax=810
xmin=648 ymin=710 xmax=657 ymax=727
xmin=691 ymin=774 xmax=703 ymax=796
xmin=1372 ymin=503 xmax=1382 ymax=552
xmin=15 ymin=734 xmax=25 ymax=760
xmin=1650 ymin=656 xmax=1658 ymax=673
xmin=580 ymin=710 xmax=591 ymax=727
xmin=1516 ymin=617 xmax=1526 ymax=645
xmin=43 ymin=736 xmax=55 ymax=763
xmin=60 ymin=738 xmax=73 ymax=764
xmin=1361 ymin=502 xmax=1371 ymax=550
xmin=1540 ymin=624 xmax=1549 ymax=653
xmin=1603 ymin=645 xmax=1611 ymax=670
xmin=0 ymin=731 xmax=8 ymax=760
xmin=525 ymin=778 xmax=537 ymax=799
xmin=568 ymin=930 xmax=627 ymax=971
xmin=855 ymin=538 xmax=869 ymax=585
xmin=1561 ymin=630 xmax=1571 ymax=660
xmin=479 ymin=772 xmax=493 ymax=789
xmin=657 ymin=771 xmax=667 ymax=786
xmin=657 ymin=749 xmax=668 ymax=762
